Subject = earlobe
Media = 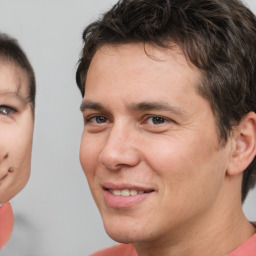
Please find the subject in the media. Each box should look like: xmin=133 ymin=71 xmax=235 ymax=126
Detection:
xmin=227 ymin=112 xmax=256 ymax=176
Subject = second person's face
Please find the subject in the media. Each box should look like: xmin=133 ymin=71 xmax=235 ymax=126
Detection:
xmin=0 ymin=62 xmax=34 ymax=205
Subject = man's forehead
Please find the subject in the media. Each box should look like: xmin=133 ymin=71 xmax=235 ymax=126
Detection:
xmin=95 ymin=42 xmax=188 ymax=63
xmin=87 ymin=42 xmax=202 ymax=97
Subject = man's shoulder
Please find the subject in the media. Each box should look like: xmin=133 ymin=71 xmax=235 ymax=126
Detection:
xmin=90 ymin=243 xmax=137 ymax=256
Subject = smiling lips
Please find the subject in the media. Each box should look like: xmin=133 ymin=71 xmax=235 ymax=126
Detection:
xmin=109 ymin=189 xmax=145 ymax=196
xmin=103 ymin=185 xmax=155 ymax=208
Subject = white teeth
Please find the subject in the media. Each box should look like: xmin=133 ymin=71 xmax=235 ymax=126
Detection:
xmin=110 ymin=189 xmax=145 ymax=196
xmin=112 ymin=190 xmax=121 ymax=196
xmin=130 ymin=190 xmax=138 ymax=196
xmin=121 ymin=189 xmax=130 ymax=196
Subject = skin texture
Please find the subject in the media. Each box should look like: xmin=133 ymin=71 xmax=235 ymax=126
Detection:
xmin=80 ymin=43 xmax=256 ymax=256
xmin=0 ymin=61 xmax=34 ymax=205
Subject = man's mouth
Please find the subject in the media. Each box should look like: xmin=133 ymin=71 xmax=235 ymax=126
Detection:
xmin=108 ymin=189 xmax=150 ymax=196
xmin=103 ymin=186 xmax=155 ymax=208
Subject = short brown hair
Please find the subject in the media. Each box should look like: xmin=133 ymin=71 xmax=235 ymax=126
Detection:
xmin=76 ymin=0 xmax=256 ymax=201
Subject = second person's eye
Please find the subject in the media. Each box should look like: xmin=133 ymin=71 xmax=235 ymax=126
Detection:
xmin=0 ymin=105 xmax=16 ymax=116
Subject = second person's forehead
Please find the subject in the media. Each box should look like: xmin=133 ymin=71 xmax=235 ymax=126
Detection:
xmin=0 ymin=61 xmax=29 ymax=98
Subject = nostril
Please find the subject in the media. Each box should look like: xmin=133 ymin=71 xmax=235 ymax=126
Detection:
xmin=99 ymin=146 xmax=141 ymax=170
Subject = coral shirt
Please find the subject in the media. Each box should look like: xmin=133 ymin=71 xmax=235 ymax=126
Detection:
xmin=91 ymin=233 xmax=256 ymax=256
xmin=0 ymin=203 xmax=14 ymax=249
xmin=226 ymin=233 xmax=256 ymax=256
xmin=90 ymin=244 xmax=137 ymax=256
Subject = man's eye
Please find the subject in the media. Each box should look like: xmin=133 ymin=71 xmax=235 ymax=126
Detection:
xmin=86 ymin=115 xmax=108 ymax=124
xmin=147 ymin=116 xmax=167 ymax=125
xmin=0 ymin=106 xmax=16 ymax=116
xmin=94 ymin=116 xmax=108 ymax=123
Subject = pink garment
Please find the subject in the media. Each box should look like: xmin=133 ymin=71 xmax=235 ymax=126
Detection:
xmin=0 ymin=202 xmax=14 ymax=249
xmin=90 ymin=244 xmax=137 ymax=256
xmin=91 ymin=233 xmax=256 ymax=256
xmin=226 ymin=233 xmax=256 ymax=256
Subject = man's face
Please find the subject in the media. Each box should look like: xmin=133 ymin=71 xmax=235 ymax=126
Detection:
xmin=0 ymin=62 xmax=34 ymax=205
xmin=80 ymin=43 xmax=232 ymax=244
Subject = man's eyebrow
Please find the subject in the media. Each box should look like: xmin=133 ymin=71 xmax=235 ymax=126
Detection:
xmin=80 ymin=100 xmax=105 ymax=112
xmin=80 ymin=100 xmax=187 ymax=116
xmin=128 ymin=102 xmax=186 ymax=115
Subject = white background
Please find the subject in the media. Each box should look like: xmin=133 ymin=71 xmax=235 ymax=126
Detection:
xmin=0 ymin=0 xmax=255 ymax=255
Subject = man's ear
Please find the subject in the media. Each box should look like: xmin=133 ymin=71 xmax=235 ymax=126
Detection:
xmin=227 ymin=112 xmax=256 ymax=176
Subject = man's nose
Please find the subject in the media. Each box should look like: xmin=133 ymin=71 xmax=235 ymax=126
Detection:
xmin=98 ymin=125 xmax=141 ymax=171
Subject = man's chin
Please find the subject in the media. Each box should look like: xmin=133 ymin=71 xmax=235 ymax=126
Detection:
xmin=101 ymin=209 xmax=154 ymax=243
xmin=104 ymin=225 xmax=143 ymax=244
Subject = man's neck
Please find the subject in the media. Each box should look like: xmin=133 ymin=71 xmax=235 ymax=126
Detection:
xmin=134 ymin=200 xmax=255 ymax=256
